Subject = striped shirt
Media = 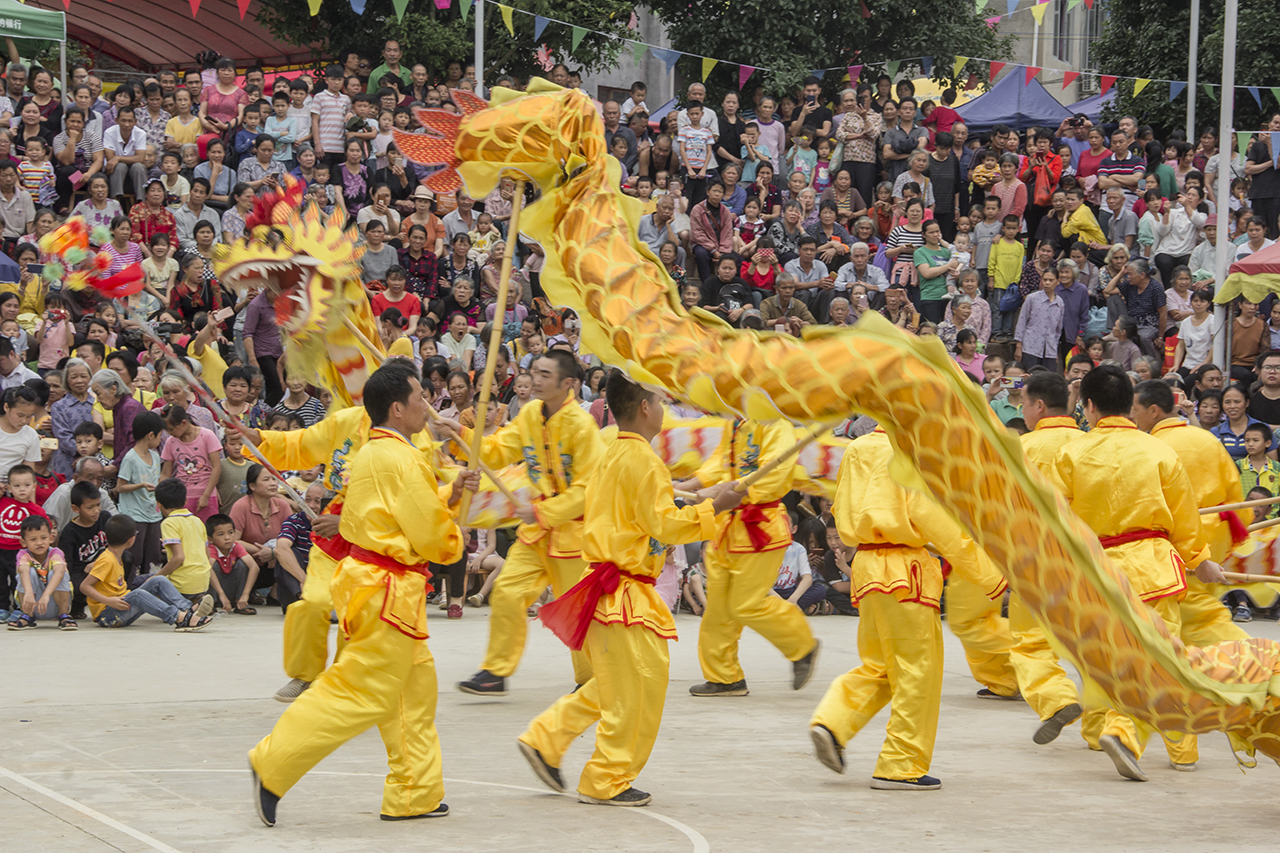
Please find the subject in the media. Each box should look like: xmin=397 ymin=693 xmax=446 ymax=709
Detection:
xmin=17 ymin=160 xmax=54 ymax=205
xmin=309 ymin=90 xmax=351 ymax=154
xmin=1097 ymin=152 xmax=1145 ymax=203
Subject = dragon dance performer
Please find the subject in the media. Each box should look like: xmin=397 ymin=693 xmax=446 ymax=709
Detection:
xmin=518 ymin=371 xmax=742 ymax=806
xmin=250 ymin=360 xmax=479 ymax=825
xmin=809 ymin=427 xmax=1008 ymax=790
xmin=1013 ymin=373 xmax=1085 ymax=743
xmin=676 ymin=419 xmax=820 ymax=697
xmin=456 ymin=350 xmax=605 ymax=696
xmin=1051 ymin=366 xmax=1227 ymax=781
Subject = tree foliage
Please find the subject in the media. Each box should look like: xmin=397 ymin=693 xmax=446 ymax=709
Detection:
xmin=1092 ymin=0 xmax=1280 ymax=136
xmin=645 ymin=0 xmax=1013 ymax=106
xmin=255 ymin=0 xmax=632 ymax=84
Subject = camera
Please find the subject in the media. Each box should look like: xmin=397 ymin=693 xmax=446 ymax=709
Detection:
xmin=155 ymin=322 xmax=175 ymax=336
xmin=1068 ymin=116 xmax=1086 ymax=127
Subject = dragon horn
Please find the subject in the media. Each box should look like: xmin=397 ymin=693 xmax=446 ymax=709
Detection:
xmin=450 ymin=89 xmax=488 ymax=116
xmin=413 ymin=108 xmax=461 ymax=139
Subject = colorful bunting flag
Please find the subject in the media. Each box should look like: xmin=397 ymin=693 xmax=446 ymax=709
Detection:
xmin=848 ymin=64 xmax=863 ymax=84
xmin=886 ymin=60 xmax=900 ymax=78
xmin=1025 ymin=65 xmax=1041 ymax=84
xmin=498 ymin=3 xmax=514 ymax=35
xmin=308 ymin=0 xmax=322 ymax=15
xmin=1062 ymin=71 xmax=1079 ymax=89
xmin=1005 ymin=0 xmax=1017 ymax=15
xmin=953 ymin=56 xmax=968 ymax=77
xmin=392 ymin=0 xmax=410 ymax=21
xmin=349 ymin=0 xmax=366 ymax=13
xmin=1083 ymin=0 xmax=1094 ymax=7
xmin=811 ymin=69 xmax=827 ymax=79
xmin=860 ymin=0 xmax=871 ymax=18
xmin=985 ymin=16 xmax=1001 ymax=26
xmin=1099 ymin=75 xmax=1116 ymax=95
xmin=965 ymin=72 xmax=980 ymax=90
xmin=702 ymin=58 xmax=717 ymax=82
xmin=1248 ymin=86 xmax=1263 ymax=108
xmin=460 ymin=0 xmax=472 ymax=21
xmin=571 ymin=26 xmax=586 ymax=51
xmin=631 ymin=42 xmax=647 ymax=64
xmin=989 ymin=61 xmax=1006 ymax=80
xmin=189 ymin=0 xmax=200 ymax=16
xmin=1030 ymin=1 xmax=1049 ymax=25
xmin=739 ymin=65 xmax=755 ymax=89
xmin=1238 ymin=131 xmax=1250 ymax=164
xmin=628 ymin=10 xmax=638 ymax=29
xmin=1169 ymin=81 xmax=1186 ymax=101
xmin=1067 ymin=0 xmax=1081 ymax=8
xmin=921 ymin=56 xmax=933 ymax=76
xmin=1272 ymin=132 xmax=1280 ymax=168
xmin=1132 ymin=78 xmax=1150 ymax=97
xmin=434 ymin=0 xmax=450 ymax=9
xmin=1272 ymin=88 xmax=1280 ymax=106
xmin=236 ymin=0 xmax=250 ymax=19
xmin=1203 ymin=83 xmax=1217 ymax=102
xmin=651 ymin=48 xmax=681 ymax=74
xmin=975 ymin=0 xmax=989 ymax=11
xmin=533 ymin=15 xmax=549 ymax=39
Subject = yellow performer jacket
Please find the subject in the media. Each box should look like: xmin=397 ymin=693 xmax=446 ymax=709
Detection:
xmin=694 ymin=418 xmax=794 ymax=553
xmin=1021 ymin=416 xmax=1083 ymax=476
xmin=1050 ymin=416 xmax=1207 ymax=601
xmin=583 ymin=432 xmax=717 ymax=640
xmin=255 ymin=406 xmax=373 ymax=495
xmin=834 ymin=430 xmax=1007 ymax=609
xmin=1151 ymin=416 xmax=1246 ymax=562
xmin=336 ymin=428 xmax=465 ymax=640
xmin=463 ymin=397 xmax=604 ymax=558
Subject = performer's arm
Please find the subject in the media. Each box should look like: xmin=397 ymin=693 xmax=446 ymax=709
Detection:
xmin=246 ymin=407 xmax=361 ymax=473
xmin=458 ymin=416 xmax=525 ymax=469
xmin=748 ymin=421 xmax=799 ymax=504
xmin=911 ymin=492 xmax=1007 ymax=599
xmin=533 ymin=420 xmax=605 ymax=529
xmin=1164 ymin=456 xmax=1210 ymax=570
xmin=385 ymin=455 xmax=468 ymax=566
xmin=633 ymin=453 xmax=721 ymax=545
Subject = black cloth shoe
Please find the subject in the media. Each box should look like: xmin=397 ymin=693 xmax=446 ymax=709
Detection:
xmin=518 ymin=740 xmax=565 ymax=792
xmin=792 ymin=640 xmax=820 ymax=690
xmin=251 ymin=764 xmax=279 ymax=827
xmin=1099 ymin=735 xmax=1147 ymax=781
xmin=458 ymin=670 xmax=506 ymax=696
xmin=577 ymin=787 xmax=651 ymax=807
xmin=975 ymin=687 xmax=1021 ymax=700
xmin=1033 ymin=702 xmax=1083 ymax=745
xmin=689 ymin=679 xmax=749 ymax=697
xmin=810 ymin=724 xmax=845 ymax=774
xmin=870 ymin=775 xmax=942 ymax=790
xmin=381 ymin=803 xmax=449 ymax=820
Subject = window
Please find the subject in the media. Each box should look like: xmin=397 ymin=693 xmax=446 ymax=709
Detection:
xmin=1054 ymin=2 xmax=1073 ymax=64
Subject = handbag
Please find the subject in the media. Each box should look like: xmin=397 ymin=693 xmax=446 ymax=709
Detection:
xmin=998 ymin=283 xmax=1024 ymax=312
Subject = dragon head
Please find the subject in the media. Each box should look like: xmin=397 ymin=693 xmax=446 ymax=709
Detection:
xmin=212 ymin=176 xmax=382 ymax=407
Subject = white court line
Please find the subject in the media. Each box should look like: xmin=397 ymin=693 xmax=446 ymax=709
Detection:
xmin=13 ymin=768 xmax=712 ymax=853
xmin=0 ymin=764 xmax=185 ymax=853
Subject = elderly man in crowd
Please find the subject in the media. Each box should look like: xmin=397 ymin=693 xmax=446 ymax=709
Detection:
xmin=638 ymin=194 xmax=685 ymax=266
xmin=43 ymin=456 xmax=119 ymax=533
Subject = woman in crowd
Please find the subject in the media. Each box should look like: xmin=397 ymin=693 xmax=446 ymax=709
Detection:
xmin=819 ymin=168 xmax=868 ymax=231
xmin=1213 ymin=383 xmax=1268 ymax=460
xmin=358 ymin=183 xmax=401 ymax=237
xmin=53 ymin=107 xmax=103 ymax=211
xmin=938 ymin=294 xmax=977 ymax=351
xmin=154 ymin=372 xmax=219 ymax=435
xmin=953 ymin=328 xmax=985 ymax=380
xmin=1074 ymin=127 xmax=1110 ymax=195
xmin=70 ymin=174 xmax=122 ymax=237
xmin=199 ymin=57 xmax=249 ymax=139
xmin=128 ymin=180 xmax=176 ymax=257
xmin=20 ymin=68 xmax=62 ymax=136
xmin=100 ymin=215 xmax=143 ymax=277
xmin=194 ymin=138 xmax=234 ymax=208
xmin=836 ymin=86 xmax=882 ymax=205
xmin=221 ymin=182 xmax=255 ymax=245
xmin=336 ymin=137 xmax=371 ymax=214
xmin=229 ymin=463 xmax=292 ymax=603
xmin=12 ymin=101 xmax=50 ymax=159
xmin=1172 ymin=289 xmax=1218 ymax=376
xmin=90 ymin=368 xmax=145 ymax=463
xmin=50 ymin=358 xmax=93 ymax=476
xmin=236 ymin=134 xmax=284 ymax=192
xmin=750 ymin=162 xmax=783 ymax=221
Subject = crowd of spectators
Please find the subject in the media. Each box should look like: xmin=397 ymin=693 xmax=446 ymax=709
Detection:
xmin=2 ymin=43 xmax=1280 ymax=628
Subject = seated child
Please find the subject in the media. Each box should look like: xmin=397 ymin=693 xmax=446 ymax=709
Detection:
xmin=74 ymin=421 xmax=116 ymax=489
xmin=465 ymin=524 xmax=505 ymax=608
xmin=7 ymin=516 xmax=72 ymax=630
xmin=205 ymin=513 xmax=261 ymax=615
xmin=82 ymin=514 xmax=213 ymax=630
xmin=59 ymin=480 xmax=111 ymax=621
xmin=274 ymin=481 xmax=328 ymax=610
xmin=0 ymin=464 xmax=50 ymax=623
xmin=156 ymin=478 xmax=213 ymax=604
xmin=770 ymin=512 xmax=827 ymax=614
xmin=216 ymin=430 xmax=251 ymax=512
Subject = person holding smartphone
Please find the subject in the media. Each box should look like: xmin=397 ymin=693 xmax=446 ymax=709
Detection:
xmin=789 ymin=76 xmax=833 ymax=142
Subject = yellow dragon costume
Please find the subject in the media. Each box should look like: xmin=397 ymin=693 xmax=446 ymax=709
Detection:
xmin=393 ymin=79 xmax=1280 ymax=764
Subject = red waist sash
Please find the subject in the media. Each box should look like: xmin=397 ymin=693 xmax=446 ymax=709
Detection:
xmin=737 ymin=499 xmax=782 ymax=550
xmin=348 ymin=544 xmax=434 ymax=579
xmin=1098 ymin=529 xmax=1168 ymax=549
xmin=538 ymin=561 xmax=654 ymax=651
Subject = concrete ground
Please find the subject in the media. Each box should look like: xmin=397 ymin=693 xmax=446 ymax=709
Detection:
xmin=4 ymin=606 xmax=1279 ymax=853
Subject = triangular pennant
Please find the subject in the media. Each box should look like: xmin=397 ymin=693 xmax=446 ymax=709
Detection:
xmin=571 ymin=26 xmax=586 ymax=51
xmin=349 ymin=0 xmax=366 ymax=13
xmin=1067 ymin=0 xmax=1081 ymax=8
xmin=392 ymin=0 xmax=410 ymax=22
xmin=1061 ymin=71 xmax=1079 ymax=89
xmin=651 ymin=48 xmax=681 ymax=74
xmin=975 ymin=0 xmax=989 ymax=11
xmin=434 ymin=0 xmax=450 ymax=9
xmin=1272 ymin=87 xmax=1280 ymax=106
xmin=920 ymin=56 xmax=933 ymax=76
xmin=811 ymin=69 xmax=827 ymax=79
xmin=1029 ymin=1 xmax=1049 ymax=24
xmin=1169 ymin=81 xmax=1186 ymax=101
xmin=1271 ymin=132 xmax=1280 ymax=168
xmin=1132 ymin=78 xmax=1150 ymax=97
xmin=886 ymin=60 xmax=900 ymax=78
xmin=1005 ymin=0 xmax=1017 ymax=15
xmin=1099 ymin=75 xmax=1116 ymax=95
xmin=628 ymin=10 xmax=638 ymax=29
xmin=1203 ymin=83 xmax=1217 ymax=102
xmin=1084 ymin=0 xmax=1094 ymax=6
xmin=989 ymin=61 xmax=1006 ymax=79
xmin=953 ymin=56 xmax=969 ymax=77
xmin=848 ymin=64 xmax=863 ymax=84
xmin=739 ymin=65 xmax=755 ymax=89
xmin=498 ymin=3 xmax=514 ymax=36
xmin=860 ymin=0 xmax=871 ymax=18
xmin=702 ymin=58 xmax=717 ymax=82
xmin=632 ymin=42 xmax=647 ymax=64
xmin=1024 ymin=65 xmax=1041 ymax=85
xmin=308 ymin=0 xmax=322 ymax=14
xmin=188 ymin=0 xmax=200 ymax=15
xmin=965 ymin=72 xmax=980 ymax=90
xmin=533 ymin=15 xmax=549 ymax=39
xmin=236 ymin=0 xmax=250 ymax=18
xmin=985 ymin=15 xmax=1001 ymax=26
xmin=1248 ymin=86 xmax=1263 ymax=108
xmin=1238 ymin=131 xmax=1250 ymax=164
xmin=460 ymin=0 xmax=472 ymax=20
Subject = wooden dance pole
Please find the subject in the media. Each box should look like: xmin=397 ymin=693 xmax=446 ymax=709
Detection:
xmin=1223 ymin=571 xmax=1280 ymax=584
xmin=1247 ymin=516 xmax=1280 ymax=533
xmin=731 ymin=421 xmax=834 ymax=493
xmin=1201 ymin=494 xmax=1280 ymax=515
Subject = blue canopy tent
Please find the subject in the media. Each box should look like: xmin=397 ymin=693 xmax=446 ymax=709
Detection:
xmin=1065 ymin=89 xmax=1116 ymax=125
xmin=955 ymin=70 xmax=1074 ymax=133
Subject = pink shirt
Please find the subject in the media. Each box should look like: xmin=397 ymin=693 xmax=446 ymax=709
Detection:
xmin=201 ymin=86 xmax=249 ymax=125
xmin=229 ymin=495 xmax=291 ymax=546
xmin=160 ymin=426 xmax=221 ymax=495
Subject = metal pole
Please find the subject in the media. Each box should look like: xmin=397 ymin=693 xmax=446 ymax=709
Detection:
xmin=1211 ymin=0 xmax=1237 ymax=370
xmin=474 ymin=0 xmax=484 ymax=96
xmin=59 ymin=40 xmax=65 ymax=107
xmin=1187 ymin=0 xmax=1199 ymax=141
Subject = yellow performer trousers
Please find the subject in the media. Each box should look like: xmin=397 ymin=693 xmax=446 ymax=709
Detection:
xmin=481 ymin=539 xmax=591 ymax=684
xmin=1180 ymin=577 xmax=1251 ymax=647
xmin=944 ymin=577 xmax=1018 ymax=696
xmin=250 ymin=570 xmax=444 ymax=817
xmin=281 ymin=546 xmax=345 ymax=683
xmin=519 ymin=621 xmax=669 ymax=800
xmin=810 ymin=592 xmax=942 ymax=781
xmin=1007 ymin=593 xmax=1079 ymax=721
xmin=697 ymin=544 xmax=816 ymax=684
xmin=1081 ymin=595 xmax=1197 ymax=765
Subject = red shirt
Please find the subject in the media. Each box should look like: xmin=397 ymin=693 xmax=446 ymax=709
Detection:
xmin=740 ymin=261 xmax=778 ymax=292
xmin=207 ymin=540 xmax=248 ymax=575
xmin=923 ymin=105 xmax=962 ymax=134
xmin=0 ymin=497 xmax=48 ymax=551
xmin=34 ymin=471 xmax=65 ymax=506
